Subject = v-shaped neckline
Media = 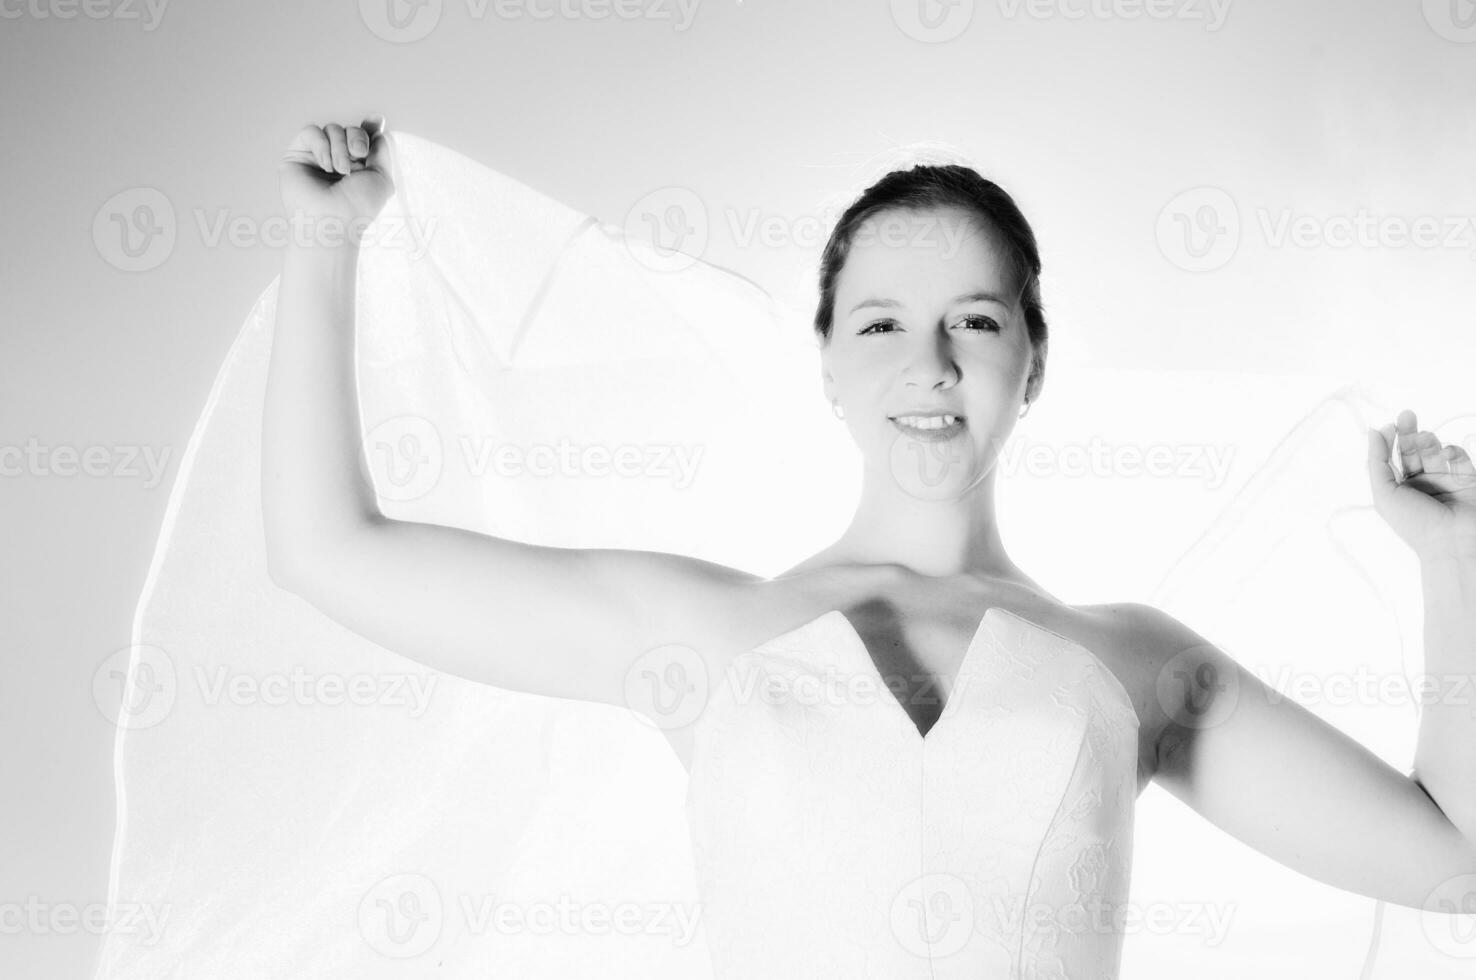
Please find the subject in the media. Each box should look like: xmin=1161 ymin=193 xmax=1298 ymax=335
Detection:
xmin=757 ymin=605 xmax=1012 ymax=745
xmin=831 ymin=606 xmax=1000 ymax=743
xmin=749 ymin=605 xmax=1144 ymax=747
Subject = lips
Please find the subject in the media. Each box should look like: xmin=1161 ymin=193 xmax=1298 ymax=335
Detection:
xmin=888 ymin=413 xmax=967 ymax=442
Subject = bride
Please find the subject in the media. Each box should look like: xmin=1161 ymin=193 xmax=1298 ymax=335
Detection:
xmin=261 ymin=114 xmax=1476 ymax=978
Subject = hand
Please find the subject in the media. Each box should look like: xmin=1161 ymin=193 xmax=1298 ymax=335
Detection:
xmin=1367 ymin=408 xmax=1476 ymax=558
xmin=278 ymin=114 xmax=393 ymax=230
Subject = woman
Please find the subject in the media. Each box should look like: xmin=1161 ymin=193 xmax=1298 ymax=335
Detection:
xmin=262 ymin=115 xmax=1476 ymax=978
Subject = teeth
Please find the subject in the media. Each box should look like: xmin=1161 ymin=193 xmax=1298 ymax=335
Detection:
xmin=893 ymin=415 xmax=962 ymax=429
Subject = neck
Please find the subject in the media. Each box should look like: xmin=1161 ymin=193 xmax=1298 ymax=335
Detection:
xmin=825 ymin=462 xmax=1019 ymax=582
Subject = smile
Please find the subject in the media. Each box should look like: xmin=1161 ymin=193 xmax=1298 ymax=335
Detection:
xmin=888 ymin=414 xmax=966 ymax=442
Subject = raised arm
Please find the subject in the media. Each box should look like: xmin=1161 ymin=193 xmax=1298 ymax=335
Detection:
xmin=261 ymin=116 xmax=758 ymax=708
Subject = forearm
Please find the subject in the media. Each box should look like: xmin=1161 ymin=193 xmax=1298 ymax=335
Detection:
xmin=261 ymin=240 xmax=382 ymax=576
xmin=1411 ymin=545 xmax=1476 ymax=847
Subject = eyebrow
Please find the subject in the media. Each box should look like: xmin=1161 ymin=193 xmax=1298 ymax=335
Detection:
xmin=848 ymin=291 xmax=1010 ymax=315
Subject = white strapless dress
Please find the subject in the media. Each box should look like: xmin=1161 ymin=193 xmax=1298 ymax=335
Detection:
xmin=685 ymin=606 xmax=1142 ymax=980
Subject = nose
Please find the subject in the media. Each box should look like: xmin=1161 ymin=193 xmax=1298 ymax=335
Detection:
xmin=901 ymin=327 xmax=960 ymax=389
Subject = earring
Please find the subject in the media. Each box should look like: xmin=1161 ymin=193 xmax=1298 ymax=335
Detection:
xmin=1018 ymin=400 xmax=1031 ymax=420
xmin=831 ymin=401 xmax=845 ymax=420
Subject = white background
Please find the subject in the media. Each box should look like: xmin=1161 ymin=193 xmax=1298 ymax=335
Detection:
xmin=4 ymin=0 xmax=1476 ymax=976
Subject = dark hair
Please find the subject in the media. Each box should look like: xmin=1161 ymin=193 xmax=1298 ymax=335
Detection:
xmin=813 ymin=164 xmax=1048 ymax=402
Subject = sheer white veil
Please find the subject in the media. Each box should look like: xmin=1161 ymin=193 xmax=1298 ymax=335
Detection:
xmin=89 ymin=130 xmax=1468 ymax=978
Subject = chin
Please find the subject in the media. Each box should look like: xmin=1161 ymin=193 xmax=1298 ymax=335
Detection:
xmin=869 ymin=427 xmax=989 ymax=502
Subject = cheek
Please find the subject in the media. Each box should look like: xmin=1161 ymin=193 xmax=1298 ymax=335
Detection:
xmin=830 ymin=349 xmax=893 ymax=392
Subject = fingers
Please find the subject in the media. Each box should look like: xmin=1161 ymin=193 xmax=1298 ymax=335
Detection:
xmin=1416 ymin=429 xmax=1449 ymax=475
xmin=324 ymin=123 xmax=351 ymax=176
xmin=294 ymin=124 xmax=332 ymax=171
xmin=1385 ymin=408 xmax=1474 ymax=482
xmin=1367 ymin=426 xmax=1397 ymax=495
xmin=286 ymin=117 xmax=386 ymax=184
xmin=327 ymin=123 xmax=372 ymax=170
xmin=362 ymin=114 xmax=391 ymax=179
xmin=1448 ymin=443 xmax=1476 ymax=479
xmin=347 ymin=125 xmax=368 ymax=158
xmin=1396 ymin=408 xmax=1423 ymax=478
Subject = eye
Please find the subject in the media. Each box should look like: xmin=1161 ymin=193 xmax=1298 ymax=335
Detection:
xmin=858 ymin=319 xmax=897 ymax=336
xmin=959 ymin=315 xmax=1001 ymax=332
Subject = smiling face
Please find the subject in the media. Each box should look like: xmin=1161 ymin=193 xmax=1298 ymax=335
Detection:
xmin=820 ymin=205 xmax=1039 ymax=500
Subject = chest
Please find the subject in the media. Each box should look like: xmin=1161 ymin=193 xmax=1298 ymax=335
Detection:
xmin=686 ymin=601 xmax=1143 ymax=838
xmin=840 ymin=606 xmax=989 ymax=740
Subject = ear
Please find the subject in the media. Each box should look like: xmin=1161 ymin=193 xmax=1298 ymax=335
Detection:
xmin=1023 ymin=343 xmax=1045 ymax=406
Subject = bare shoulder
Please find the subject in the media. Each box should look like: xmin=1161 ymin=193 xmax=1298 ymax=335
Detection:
xmin=1074 ymin=601 xmax=1222 ymax=779
xmin=1083 ymin=601 xmax=1216 ymax=672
